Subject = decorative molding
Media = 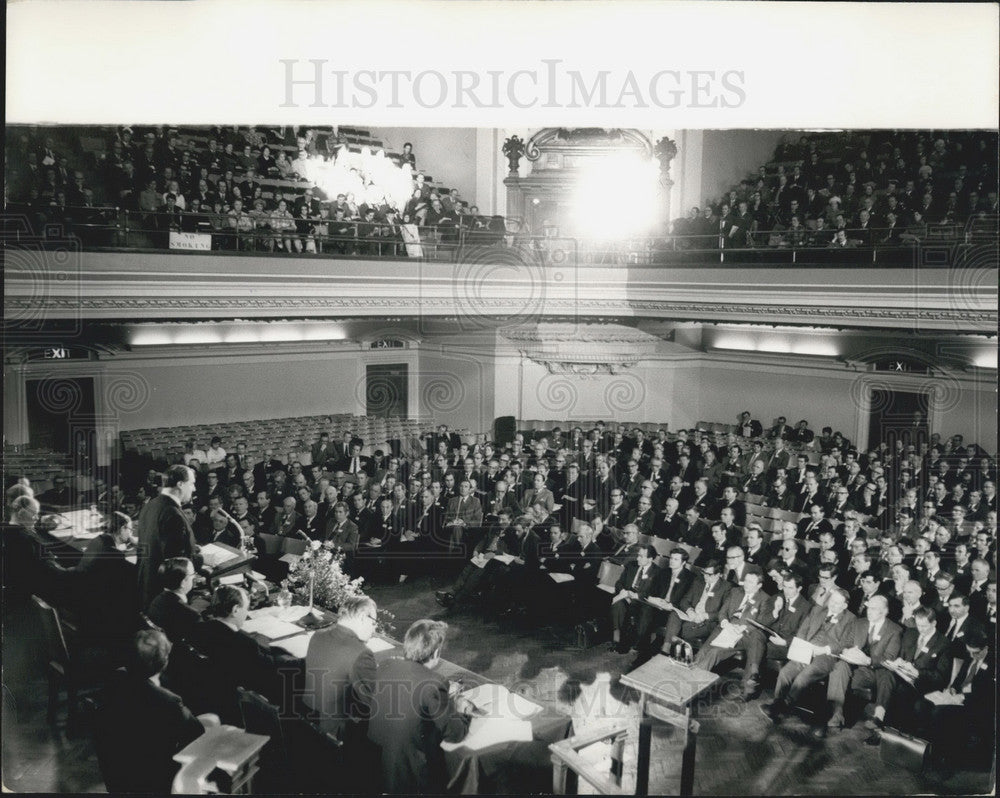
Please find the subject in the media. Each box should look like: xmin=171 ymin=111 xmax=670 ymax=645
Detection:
xmin=505 ymin=322 xmax=672 ymax=374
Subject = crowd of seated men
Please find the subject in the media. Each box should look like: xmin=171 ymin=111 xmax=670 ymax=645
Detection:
xmin=672 ymin=130 xmax=999 ymax=250
xmin=5 ymin=409 xmax=997 ymax=775
xmin=4 ymin=125 xmax=505 ymax=253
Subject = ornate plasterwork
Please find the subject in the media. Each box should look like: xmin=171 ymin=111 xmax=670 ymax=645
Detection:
xmin=503 ymin=322 xmax=665 ymax=373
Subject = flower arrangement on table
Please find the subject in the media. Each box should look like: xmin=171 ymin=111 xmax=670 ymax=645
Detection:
xmin=285 ymin=540 xmax=394 ymax=635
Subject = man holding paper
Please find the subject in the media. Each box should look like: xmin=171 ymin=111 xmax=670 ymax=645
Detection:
xmin=763 ymin=588 xmax=856 ymax=722
xmin=743 ymin=572 xmax=811 ymax=699
xmin=823 ymin=594 xmax=902 ymax=733
xmin=609 ymin=545 xmax=661 ymax=653
xmin=692 ymin=568 xmax=767 ymax=686
xmin=632 ymin=547 xmax=695 ymax=664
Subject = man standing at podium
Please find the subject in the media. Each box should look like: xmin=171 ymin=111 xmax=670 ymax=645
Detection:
xmin=136 ymin=465 xmax=203 ymax=609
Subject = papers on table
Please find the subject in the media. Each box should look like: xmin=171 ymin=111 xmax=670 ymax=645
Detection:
xmin=924 ymin=690 xmax=964 ymax=706
xmin=279 ymin=552 xmax=302 ymax=565
xmin=787 ymin=636 xmax=817 ymax=664
xmin=549 ymin=572 xmax=575 ymax=584
xmin=492 ymin=554 xmax=515 ymax=566
xmin=199 ymin=543 xmax=237 ymax=568
xmin=49 ymin=509 xmax=105 ymax=540
xmin=441 ymin=716 xmax=533 ymax=752
xmin=218 ymin=573 xmax=244 ymax=585
xmin=710 ymin=625 xmax=744 ymax=649
xmin=250 ymin=605 xmax=312 ymax=622
xmin=270 ymin=632 xmax=314 ymax=659
xmin=242 ymin=616 xmax=305 ymax=640
xmin=441 ymin=683 xmax=540 ymax=752
xmin=470 ymin=555 xmax=491 ymax=569
xmin=367 ymin=637 xmax=395 ymax=653
xmin=248 ymin=570 xmax=267 ymax=582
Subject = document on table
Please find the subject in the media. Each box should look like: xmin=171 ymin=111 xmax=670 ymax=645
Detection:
xmin=218 ymin=573 xmax=244 ymax=585
xmin=549 ymin=572 xmax=575 ymax=583
xmin=367 ymin=637 xmax=395 ymax=653
xmin=270 ymin=632 xmax=314 ymax=659
xmin=440 ymin=716 xmax=533 ymax=752
xmin=710 ymin=625 xmax=744 ymax=649
xmin=242 ymin=616 xmax=304 ymax=640
xmin=199 ymin=543 xmax=237 ymax=568
xmin=250 ymin=605 xmax=312 ymax=623
xmin=787 ymin=636 xmax=817 ymax=664
xmin=492 ymin=554 xmax=516 ymax=566
xmin=461 ymin=683 xmax=543 ymax=720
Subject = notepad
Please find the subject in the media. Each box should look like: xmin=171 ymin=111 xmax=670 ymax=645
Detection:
xmin=492 ymin=554 xmax=516 ymax=566
xmin=924 ymin=690 xmax=963 ymax=706
xmin=242 ymin=616 xmax=304 ymax=640
xmin=440 ymin=716 xmax=533 ymax=752
xmin=367 ymin=637 xmax=395 ymax=653
xmin=549 ymin=572 xmax=575 ymax=583
xmin=270 ymin=632 xmax=314 ymax=659
xmin=787 ymin=636 xmax=816 ymax=664
xmin=200 ymin=543 xmax=236 ymax=568
xmin=710 ymin=625 xmax=743 ymax=649
xmin=218 ymin=573 xmax=244 ymax=585
xmin=461 ymin=683 xmax=542 ymax=720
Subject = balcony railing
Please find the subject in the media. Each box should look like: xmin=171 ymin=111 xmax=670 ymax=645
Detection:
xmin=3 ymin=205 xmax=996 ymax=269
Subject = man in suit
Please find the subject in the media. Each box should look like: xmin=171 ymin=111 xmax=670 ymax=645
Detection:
xmin=341 ymin=439 xmax=373 ymax=478
xmin=939 ymin=593 xmax=985 ymax=659
xmin=763 ymin=588 xmax=857 ymax=721
xmin=311 ymin=432 xmax=333 ymax=470
xmin=915 ymin=629 xmax=995 ymax=767
xmin=862 ymin=606 xmax=950 ymax=737
xmin=444 ymin=479 xmax=484 ymax=551
xmin=136 ymin=465 xmax=203 ymax=610
xmin=146 ymin=557 xmax=202 ymax=644
xmin=187 ymin=586 xmax=295 ymax=724
xmin=744 ymin=572 xmax=811 ymax=699
xmin=633 ymin=547 xmax=695 ymax=664
xmin=653 ymin=497 xmax=686 ymax=540
xmin=367 ymin=620 xmax=473 ymax=794
xmin=325 ymin=501 xmax=359 ymax=554
xmin=95 ymin=629 xmax=217 ymax=794
xmin=37 ymin=475 xmax=77 ymax=510
xmin=609 ymin=545 xmax=661 ymax=653
xmin=436 ymin=511 xmax=517 ymax=609
xmin=692 ymin=568 xmax=768 ymax=689
xmin=797 ymin=503 xmax=833 ymax=542
xmin=825 ymin=594 xmax=902 ymax=733
xmin=303 ymin=595 xmax=379 ymax=754
xmin=661 ymin=558 xmax=732 ymax=648
xmin=483 ymin=516 xmax=541 ymax=614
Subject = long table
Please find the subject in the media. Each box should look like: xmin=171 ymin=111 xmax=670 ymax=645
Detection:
xmin=244 ymin=603 xmax=573 ymax=794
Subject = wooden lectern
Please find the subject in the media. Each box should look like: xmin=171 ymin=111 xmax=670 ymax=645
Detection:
xmin=171 ymin=726 xmax=269 ymax=794
xmin=620 ymin=655 xmax=718 ymax=796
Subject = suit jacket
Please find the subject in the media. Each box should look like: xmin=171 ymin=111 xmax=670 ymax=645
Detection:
xmin=649 ymin=566 xmax=695 ymax=607
xmin=326 ymin=519 xmax=360 ymax=552
xmin=615 ymin=560 xmax=661 ymax=597
xmin=762 ymin=591 xmax=811 ymax=642
xmin=444 ymin=495 xmax=483 ymax=527
xmin=567 ymin=540 xmax=603 ymax=586
xmin=146 ymin=590 xmax=202 ymax=643
xmin=845 ymin=616 xmax=903 ymax=667
xmin=304 ymin=623 xmax=377 ymax=739
xmin=653 ymin=512 xmax=687 ymax=540
xmin=939 ymin=614 xmax=985 ymax=659
xmin=75 ymin=533 xmax=139 ymax=640
xmin=367 ymin=658 xmax=470 ymax=794
xmin=520 ymin=487 xmax=555 ymax=513
xmin=897 ymin=627 xmax=951 ymax=692
xmin=95 ymin=676 xmax=205 ymax=793
xmin=678 ymin=575 xmax=732 ymax=624
xmin=273 ymin=508 xmax=301 ymax=537
xmin=136 ymin=494 xmax=202 ymax=609
xmin=716 ymin=586 xmax=766 ymax=627
xmin=298 ymin=513 xmax=324 ymax=541
xmin=793 ymin=604 xmax=858 ymax=655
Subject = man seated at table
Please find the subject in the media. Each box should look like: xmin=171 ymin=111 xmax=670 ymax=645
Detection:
xmin=37 ymin=475 xmax=77 ymax=511
xmin=147 ymin=557 xmax=202 ymax=643
xmin=367 ymin=620 xmax=475 ymax=794
xmin=609 ymin=545 xmax=661 ymax=653
xmin=96 ymin=629 xmax=219 ymax=794
xmin=304 ymin=595 xmax=379 ymax=761
xmin=691 ymin=567 xmax=767 ymax=685
xmin=436 ymin=510 xmax=517 ymax=610
xmin=187 ymin=585 xmax=295 ymax=724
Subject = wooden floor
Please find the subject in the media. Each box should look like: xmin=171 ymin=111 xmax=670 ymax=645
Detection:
xmin=2 ymin=573 xmax=994 ymax=794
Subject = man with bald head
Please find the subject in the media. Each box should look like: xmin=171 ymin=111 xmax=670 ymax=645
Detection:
xmin=824 ymin=594 xmax=902 ymax=733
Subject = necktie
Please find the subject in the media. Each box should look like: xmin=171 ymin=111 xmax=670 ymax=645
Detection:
xmin=352 ymin=457 xmax=359 ymax=473
xmin=696 ymin=585 xmax=711 ymax=613
xmin=959 ymin=657 xmax=982 ymax=692
xmin=727 ymin=568 xmax=738 ymax=585
xmin=947 ymin=620 xmax=957 ymax=639
xmin=868 ymin=622 xmax=877 ymax=641
xmin=632 ymin=567 xmax=646 ymax=589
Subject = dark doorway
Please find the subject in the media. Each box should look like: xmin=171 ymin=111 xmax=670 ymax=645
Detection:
xmin=867 ymin=389 xmax=929 ymax=453
xmin=25 ymin=376 xmax=97 ymax=458
xmin=365 ymin=364 xmax=408 ymax=417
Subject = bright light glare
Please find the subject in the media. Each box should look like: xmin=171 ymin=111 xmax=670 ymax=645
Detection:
xmin=570 ymin=153 xmax=660 ymax=237
xmin=298 ymin=147 xmax=414 ymax=209
xmin=131 ymin=323 xmax=347 ymax=346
